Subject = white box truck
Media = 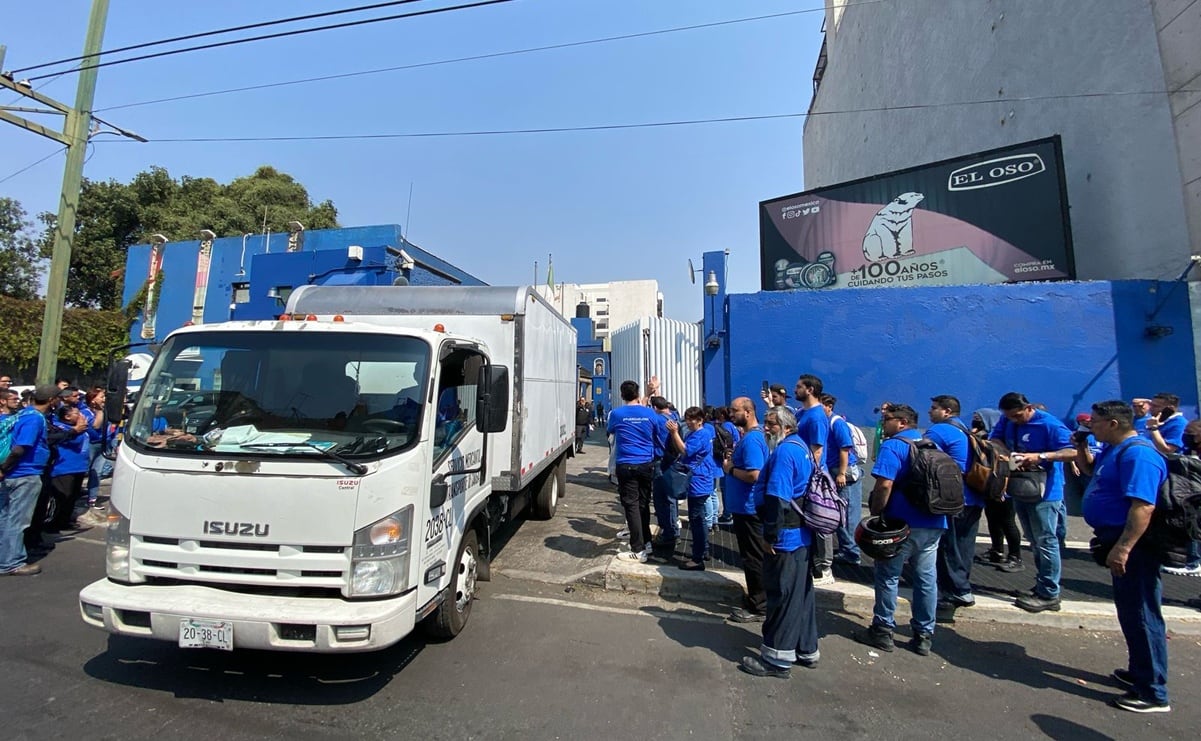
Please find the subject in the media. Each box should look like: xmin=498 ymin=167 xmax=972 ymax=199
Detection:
xmin=79 ymin=285 xmax=576 ymax=652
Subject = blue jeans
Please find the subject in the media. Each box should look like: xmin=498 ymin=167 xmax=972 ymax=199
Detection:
xmin=86 ymin=442 xmax=113 ymax=505
xmin=0 ymin=475 xmax=43 ymax=572
xmin=1111 ymin=541 xmax=1169 ymax=704
xmin=1186 ymin=539 xmax=1200 ymax=569
xmin=873 ymin=526 xmax=943 ymax=637
xmin=652 ymin=469 xmax=681 ymax=541
xmin=1014 ymin=499 xmax=1064 ymax=599
xmin=687 ymin=495 xmax=710 ymax=562
xmin=705 ymin=486 xmax=719 ymax=530
xmin=835 ymin=471 xmax=864 ymax=562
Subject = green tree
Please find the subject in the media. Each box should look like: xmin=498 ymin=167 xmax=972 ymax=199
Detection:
xmin=39 ymin=165 xmax=339 ymax=309
xmin=0 ymin=197 xmax=44 ymax=300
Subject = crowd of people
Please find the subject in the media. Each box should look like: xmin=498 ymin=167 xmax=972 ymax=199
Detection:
xmin=600 ymin=376 xmax=1195 ymax=714
xmin=0 ymin=376 xmax=114 ymax=577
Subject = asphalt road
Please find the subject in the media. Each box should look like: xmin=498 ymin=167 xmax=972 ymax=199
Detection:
xmin=3 ymin=523 xmax=1200 ymax=740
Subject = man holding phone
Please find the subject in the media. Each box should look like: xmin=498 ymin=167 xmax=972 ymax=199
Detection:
xmin=1142 ymin=393 xmax=1185 ymax=455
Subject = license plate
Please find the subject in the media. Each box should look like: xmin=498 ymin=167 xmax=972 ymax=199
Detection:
xmin=179 ymin=618 xmax=233 ymax=650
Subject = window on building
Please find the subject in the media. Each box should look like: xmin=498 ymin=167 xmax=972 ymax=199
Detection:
xmin=232 ymin=282 xmax=250 ymax=304
xmin=595 ymin=297 xmax=607 ymax=303
xmin=596 ymin=321 xmax=608 ymax=330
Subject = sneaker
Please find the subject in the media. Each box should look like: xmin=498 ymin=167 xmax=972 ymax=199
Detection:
xmin=833 ymin=554 xmax=863 ymax=566
xmin=853 ymin=625 xmax=895 ymax=652
xmin=728 ymin=607 xmax=766 ymax=624
xmin=679 ymin=559 xmax=705 ymax=571
xmin=717 ymin=514 xmax=734 ymax=526
xmin=1014 ymin=593 xmax=1061 ymax=613
xmin=1161 ymin=563 xmax=1201 ymax=577
xmin=939 ymin=594 xmax=975 ymax=609
xmin=1111 ymin=669 xmax=1134 ymax=688
xmin=738 ymin=655 xmax=790 ymax=679
xmin=616 ymin=550 xmax=647 ymax=564
xmin=0 ymin=563 xmax=42 ymax=576
xmin=795 ymin=650 xmax=820 ymax=668
xmin=909 ymin=633 xmax=933 ymax=656
xmin=975 ymin=549 xmax=1006 ymax=566
xmin=615 ymin=528 xmax=631 ymax=539
xmin=813 ymin=568 xmax=835 ymax=586
xmin=1111 ymin=693 xmax=1170 ymax=714
xmin=997 ymin=557 xmax=1025 ymax=573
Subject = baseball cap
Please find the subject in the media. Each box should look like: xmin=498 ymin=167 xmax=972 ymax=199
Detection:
xmin=1075 ymin=413 xmax=1091 ymax=426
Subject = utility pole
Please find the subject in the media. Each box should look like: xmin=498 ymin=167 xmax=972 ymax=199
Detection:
xmin=0 ymin=0 xmax=133 ymax=384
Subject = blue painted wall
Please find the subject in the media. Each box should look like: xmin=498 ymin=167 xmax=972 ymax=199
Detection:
xmin=712 ymin=280 xmax=1197 ymax=427
xmin=572 ymin=316 xmax=610 ymax=411
xmin=122 ymin=224 xmax=486 ymax=342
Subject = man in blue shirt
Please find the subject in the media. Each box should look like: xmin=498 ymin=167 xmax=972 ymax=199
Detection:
xmin=1079 ymin=400 xmax=1171 ymax=713
xmin=0 ymin=384 xmax=55 ymax=576
xmin=608 ymin=380 xmax=660 ymax=562
xmin=649 ymin=396 xmax=681 ymax=553
xmin=666 ymin=407 xmax=720 ymax=570
xmin=855 ymin=404 xmax=947 ymax=656
xmin=821 ymin=394 xmax=863 ymax=565
xmin=738 ymin=407 xmax=820 ymax=679
xmin=1143 ymin=392 xmax=1185 ymax=455
xmin=1131 ymin=398 xmax=1152 ymax=434
xmin=992 ymin=392 xmax=1075 ymax=613
xmin=724 ymin=397 xmax=771 ymax=622
xmin=926 ymin=395 xmax=982 ymax=612
xmin=716 ymin=406 xmax=741 ymax=527
xmin=794 ymin=374 xmax=833 ymax=586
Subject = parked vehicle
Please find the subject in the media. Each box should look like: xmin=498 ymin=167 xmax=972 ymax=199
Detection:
xmin=80 ymin=285 xmax=576 ymax=652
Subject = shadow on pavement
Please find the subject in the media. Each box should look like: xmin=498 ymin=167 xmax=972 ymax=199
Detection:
xmin=1030 ymin=714 xmax=1116 ymax=741
xmin=83 ymin=633 xmax=427 ymax=703
xmin=543 ymin=533 xmax=613 ymax=559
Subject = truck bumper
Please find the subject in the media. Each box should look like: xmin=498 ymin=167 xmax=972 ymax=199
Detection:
xmin=79 ymin=579 xmax=418 ymax=653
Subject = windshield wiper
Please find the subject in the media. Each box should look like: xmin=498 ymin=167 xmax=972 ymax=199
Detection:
xmin=238 ymin=441 xmax=368 ymax=476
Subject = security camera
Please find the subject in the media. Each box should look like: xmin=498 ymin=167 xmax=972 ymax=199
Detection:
xmin=397 ymin=248 xmax=416 ymax=271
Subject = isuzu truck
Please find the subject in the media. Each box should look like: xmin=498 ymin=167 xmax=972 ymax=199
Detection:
xmin=80 ymin=285 xmax=576 ymax=652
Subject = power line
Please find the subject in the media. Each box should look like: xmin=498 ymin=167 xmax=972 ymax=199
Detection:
xmin=26 ymin=0 xmax=517 ymax=82
xmin=10 ymin=0 xmax=429 ymax=74
xmin=95 ymin=4 xmax=868 ymax=114
xmin=94 ymin=89 xmax=1196 ymax=144
xmin=0 ymin=147 xmax=66 ymax=185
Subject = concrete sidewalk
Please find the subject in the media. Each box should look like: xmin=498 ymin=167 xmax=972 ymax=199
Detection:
xmin=492 ymin=438 xmax=1201 ymax=635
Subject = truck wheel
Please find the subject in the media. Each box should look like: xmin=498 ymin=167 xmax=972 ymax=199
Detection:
xmin=424 ymin=529 xmax=479 ymax=640
xmin=532 ymin=459 xmax=564 ymax=520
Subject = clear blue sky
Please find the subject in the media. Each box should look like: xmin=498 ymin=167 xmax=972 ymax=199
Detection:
xmin=1 ymin=0 xmax=824 ymax=320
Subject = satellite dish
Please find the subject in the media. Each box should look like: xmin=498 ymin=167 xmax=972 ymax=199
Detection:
xmin=123 ymin=352 xmax=155 ymax=382
xmin=688 ymin=258 xmax=696 ymax=285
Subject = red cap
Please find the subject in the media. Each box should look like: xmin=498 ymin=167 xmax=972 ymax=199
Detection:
xmin=1075 ymin=413 xmax=1091 ymax=424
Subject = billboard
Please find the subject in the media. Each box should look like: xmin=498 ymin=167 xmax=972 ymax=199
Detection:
xmin=759 ymin=136 xmax=1074 ymax=291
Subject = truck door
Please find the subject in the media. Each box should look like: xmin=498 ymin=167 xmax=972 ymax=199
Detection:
xmin=418 ymin=346 xmax=488 ymax=608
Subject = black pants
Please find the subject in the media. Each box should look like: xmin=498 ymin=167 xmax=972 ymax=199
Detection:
xmin=47 ymin=473 xmax=86 ymax=531
xmin=937 ymin=504 xmax=983 ymax=598
xmin=733 ymin=513 xmax=769 ymax=613
xmin=575 ymin=425 xmax=589 ymax=452
xmin=984 ymin=496 xmax=1022 ymax=559
xmin=616 ymin=462 xmax=655 ymax=552
xmin=761 ymin=546 xmax=818 ymax=667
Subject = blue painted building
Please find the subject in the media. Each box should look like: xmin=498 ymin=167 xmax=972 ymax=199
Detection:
xmin=701 ymin=249 xmax=1199 ymax=427
xmin=122 ymin=224 xmax=486 ymax=342
xmin=572 ymin=313 xmax=610 ymax=415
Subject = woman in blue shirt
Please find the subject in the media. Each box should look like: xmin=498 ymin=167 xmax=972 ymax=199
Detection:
xmin=666 ymin=407 xmax=720 ymax=570
xmin=46 ymin=404 xmax=91 ymax=532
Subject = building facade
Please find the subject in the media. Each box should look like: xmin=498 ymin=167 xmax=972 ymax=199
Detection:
xmin=539 ymin=280 xmax=662 ymax=349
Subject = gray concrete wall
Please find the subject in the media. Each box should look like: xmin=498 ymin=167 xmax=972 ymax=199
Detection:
xmin=804 ymin=0 xmax=1191 ymax=281
xmin=1152 ymin=0 xmax=1201 ymax=257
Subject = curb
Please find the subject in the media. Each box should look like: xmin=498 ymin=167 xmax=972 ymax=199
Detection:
xmin=603 ymin=557 xmax=1201 ymax=634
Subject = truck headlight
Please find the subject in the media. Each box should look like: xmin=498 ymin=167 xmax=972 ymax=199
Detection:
xmin=348 ymin=506 xmax=412 ymax=598
xmin=105 ymin=504 xmax=133 ymax=583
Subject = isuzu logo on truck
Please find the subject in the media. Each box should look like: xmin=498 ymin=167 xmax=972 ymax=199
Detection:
xmin=947 ymin=153 xmax=1045 ymax=191
xmin=203 ymin=520 xmax=271 ymax=537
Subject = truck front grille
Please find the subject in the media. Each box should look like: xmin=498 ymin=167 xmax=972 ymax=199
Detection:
xmin=132 ymin=535 xmax=350 ymax=591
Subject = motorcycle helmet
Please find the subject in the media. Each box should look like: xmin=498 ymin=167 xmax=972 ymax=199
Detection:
xmin=855 ymin=516 xmax=910 ymax=560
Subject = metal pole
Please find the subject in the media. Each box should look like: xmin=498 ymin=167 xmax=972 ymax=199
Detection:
xmin=36 ymin=0 xmax=110 ymax=384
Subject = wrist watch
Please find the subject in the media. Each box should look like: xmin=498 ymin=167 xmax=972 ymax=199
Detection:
xmin=1038 ymin=453 xmax=1048 ymax=463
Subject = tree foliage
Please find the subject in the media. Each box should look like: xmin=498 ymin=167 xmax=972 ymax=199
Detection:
xmin=0 ymin=198 xmax=44 ymax=300
xmin=38 ymin=165 xmax=339 ymax=310
xmin=0 ymin=296 xmax=127 ymax=373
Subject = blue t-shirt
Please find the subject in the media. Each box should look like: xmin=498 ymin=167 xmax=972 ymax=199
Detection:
xmin=1141 ymin=413 xmax=1186 ymax=452
xmin=796 ymin=405 xmax=830 ymax=462
xmin=727 ymin=428 xmax=769 ymax=515
xmin=763 ymin=436 xmax=814 ymax=551
xmin=51 ymin=419 xmax=90 ymax=476
xmin=682 ymin=424 xmax=720 ymax=497
xmin=872 ymin=428 xmax=948 ymax=530
xmin=925 ymin=418 xmax=980 ymax=508
xmin=80 ymin=405 xmax=103 ymax=444
xmin=1082 ymin=437 xmax=1167 ymax=529
xmin=9 ymin=407 xmax=50 ymax=479
xmin=609 ymin=404 xmax=659 ymax=464
xmin=990 ymin=410 xmax=1073 ymax=502
xmin=825 ymin=415 xmax=859 ymax=472
xmin=1132 ymin=414 xmax=1151 ymax=434
xmin=651 ymin=412 xmax=672 ymax=464
xmin=722 ymin=420 xmax=741 ymax=448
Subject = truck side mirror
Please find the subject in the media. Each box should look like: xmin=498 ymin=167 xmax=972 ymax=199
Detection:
xmin=106 ymin=359 xmax=132 ymax=423
xmin=476 ymin=365 xmax=509 ymax=434
xmin=430 ymin=474 xmax=449 ymax=509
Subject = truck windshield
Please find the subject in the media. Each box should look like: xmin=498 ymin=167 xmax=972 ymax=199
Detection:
xmin=125 ymin=331 xmax=430 ymax=460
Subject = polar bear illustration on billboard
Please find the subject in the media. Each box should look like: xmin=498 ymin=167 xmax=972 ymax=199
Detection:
xmin=861 ymin=192 xmax=925 ymax=262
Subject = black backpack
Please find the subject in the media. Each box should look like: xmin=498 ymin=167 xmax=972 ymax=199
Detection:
xmin=1119 ymin=441 xmax=1201 ymax=566
xmin=900 ymin=438 xmax=965 ymax=516
xmin=712 ymin=423 xmax=733 ymax=465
